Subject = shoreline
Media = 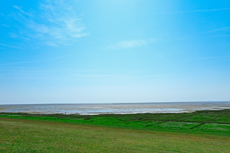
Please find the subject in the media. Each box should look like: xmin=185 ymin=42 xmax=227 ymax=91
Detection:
xmin=1 ymin=101 xmax=230 ymax=115
xmin=1 ymin=108 xmax=230 ymax=116
xmin=1 ymin=107 xmax=229 ymax=115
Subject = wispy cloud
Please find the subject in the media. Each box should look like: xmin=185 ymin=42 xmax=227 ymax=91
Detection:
xmin=107 ymin=38 xmax=157 ymax=49
xmin=0 ymin=54 xmax=70 ymax=66
xmin=176 ymin=35 xmax=230 ymax=41
xmin=205 ymin=27 xmax=230 ymax=34
xmin=9 ymin=0 xmax=88 ymax=47
xmin=162 ymin=8 xmax=230 ymax=14
xmin=0 ymin=43 xmax=22 ymax=49
xmin=0 ymin=24 xmax=10 ymax=28
xmin=74 ymin=74 xmax=115 ymax=78
xmin=173 ymin=26 xmax=230 ymax=41
xmin=137 ymin=8 xmax=230 ymax=16
xmin=13 ymin=5 xmax=33 ymax=17
xmin=0 ymin=68 xmax=114 ymax=81
xmin=0 ymin=69 xmax=96 ymax=73
xmin=195 ymin=56 xmax=230 ymax=60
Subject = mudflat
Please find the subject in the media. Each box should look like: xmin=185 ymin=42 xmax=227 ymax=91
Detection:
xmin=0 ymin=108 xmax=7 ymax=111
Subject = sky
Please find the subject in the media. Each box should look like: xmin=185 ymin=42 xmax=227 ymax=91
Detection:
xmin=0 ymin=0 xmax=230 ymax=104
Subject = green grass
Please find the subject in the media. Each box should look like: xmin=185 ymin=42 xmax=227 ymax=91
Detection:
xmin=1 ymin=109 xmax=230 ymax=152
xmin=1 ymin=118 xmax=230 ymax=152
xmin=1 ymin=109 xmax=230 ymax=135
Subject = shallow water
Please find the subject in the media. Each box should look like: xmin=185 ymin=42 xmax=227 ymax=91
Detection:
xmin=0 ymin=102 xmax=230 ymax=115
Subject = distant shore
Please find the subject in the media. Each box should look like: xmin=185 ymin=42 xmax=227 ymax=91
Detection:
xmin=1 ymin=102 xmax=230 ymax=115
xmin=0 ymin=108 xmax=7 ymax=111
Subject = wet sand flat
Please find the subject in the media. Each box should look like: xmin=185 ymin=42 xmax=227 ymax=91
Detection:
xmin=1 ymin=102 xmax=230 ymax=115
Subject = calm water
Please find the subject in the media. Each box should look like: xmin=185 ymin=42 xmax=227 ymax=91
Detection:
xmin=1 ymin=102 xmax=230 ymax=115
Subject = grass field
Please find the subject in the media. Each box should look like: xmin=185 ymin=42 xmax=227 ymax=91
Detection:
xmin=1 ymin=109 xmax=230 ymax=135
xmin=1 ymin=109 xmax=230 ymax=152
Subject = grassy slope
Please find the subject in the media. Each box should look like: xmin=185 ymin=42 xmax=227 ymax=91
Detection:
xmin=1 ymin=109 xmax=230 ymax=135
xmin=1 ymin=118 xmax=230 ymax=153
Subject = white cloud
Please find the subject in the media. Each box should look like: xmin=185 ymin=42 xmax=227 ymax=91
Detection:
xmin=115 ymin=40 xmax=147 ymax=49
xmin=10 ymin=0 xmax=88 ymax=47
xmin=107 ymin=38 xmax=157 ymax=49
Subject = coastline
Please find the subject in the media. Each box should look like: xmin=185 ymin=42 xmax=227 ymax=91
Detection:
xmin=1 ymin=101 xmax=230 ymax=115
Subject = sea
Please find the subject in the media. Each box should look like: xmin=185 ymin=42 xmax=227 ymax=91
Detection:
xmin=0 ymin=102 xmax=230 ymax=115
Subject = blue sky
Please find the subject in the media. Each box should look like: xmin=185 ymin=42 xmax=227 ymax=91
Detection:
xmin=0 ymin=0 xmax=230 ymax=104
